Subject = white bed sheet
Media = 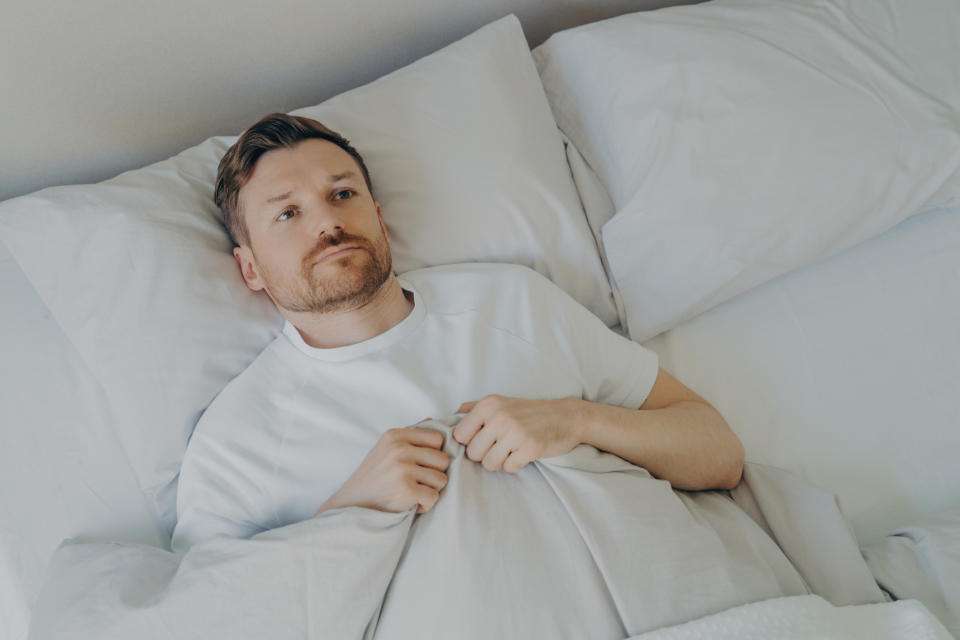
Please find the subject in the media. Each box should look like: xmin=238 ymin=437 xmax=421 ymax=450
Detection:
xmin=644 ymin=203 xmax=960 ymax=544
xmin=0 ymin=241 xmax=165 ymax=640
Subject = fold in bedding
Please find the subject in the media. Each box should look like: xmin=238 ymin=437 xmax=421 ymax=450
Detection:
xmin=626 ymin=595 xmax=953 ymax=640
xmin=863 ymin=506 xmax=960 ymax=638
xmin=29 ymin=416 xmax=884 ymax=639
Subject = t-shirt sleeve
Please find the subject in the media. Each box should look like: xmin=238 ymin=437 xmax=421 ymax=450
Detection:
xmin=171 ymin=379 xmax=277 ymax=552
xmin=171 ymin=424 xmax=271 ymax=552
xmin=526 ymin=268 xmax=660 ymax=409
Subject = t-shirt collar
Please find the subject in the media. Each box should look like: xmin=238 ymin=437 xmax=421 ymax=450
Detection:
xmin=281 ymin=276 xmax=425 ymax=362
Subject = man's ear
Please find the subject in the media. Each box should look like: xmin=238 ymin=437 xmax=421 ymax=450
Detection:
xmin=233 ymin=245 xmax=265 ymax=292
xmin=375 ymin=201 xmax=390 ymax=242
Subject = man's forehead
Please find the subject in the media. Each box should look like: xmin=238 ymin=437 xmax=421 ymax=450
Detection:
xmin=241 ymin=139 xmax=362 ymax=205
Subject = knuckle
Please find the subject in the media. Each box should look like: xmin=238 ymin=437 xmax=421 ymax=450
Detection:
xmin=482 ymin=394 xmax=502 ymax=407
xmin=384 ymin=444 xmax=403 ymax=462
xmin=492 ymin=410 xmax=512 ymax=427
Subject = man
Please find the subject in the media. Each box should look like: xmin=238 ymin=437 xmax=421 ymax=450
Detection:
xmin=171 ymin=112 xmax=744 ymax=552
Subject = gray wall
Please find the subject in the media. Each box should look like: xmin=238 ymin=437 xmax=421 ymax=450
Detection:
xmin=1 ymin=0 xmax=697 ymax=202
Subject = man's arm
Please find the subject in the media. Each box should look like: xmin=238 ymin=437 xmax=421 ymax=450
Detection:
xmin=453 ymin=367 xmax=744 ymax=491
xmin=577 ymin=367 xmax=744 ymax=490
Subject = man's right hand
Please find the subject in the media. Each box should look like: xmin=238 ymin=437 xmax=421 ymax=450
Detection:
xmin=315 ymin=421 xmax=451 ymax=516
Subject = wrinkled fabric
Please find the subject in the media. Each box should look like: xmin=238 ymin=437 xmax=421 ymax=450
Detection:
xmin=863 ymin=505 xmax=960 ymax=638
xmin=30 ymin=417 xmax=881 ymax=640
xmin=626 ymin=595 xmax=953 ymax=640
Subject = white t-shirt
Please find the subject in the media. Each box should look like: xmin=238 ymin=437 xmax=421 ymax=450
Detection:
xmin=171 ymin=263 xmax=659 ymax=552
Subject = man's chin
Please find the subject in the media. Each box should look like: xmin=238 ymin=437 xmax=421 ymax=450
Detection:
xmin=299 ymin=274 xmax=390 ymax=313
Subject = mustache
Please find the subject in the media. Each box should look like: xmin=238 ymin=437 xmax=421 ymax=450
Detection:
xmin=303 ymin=231 xmax=370 ymax=267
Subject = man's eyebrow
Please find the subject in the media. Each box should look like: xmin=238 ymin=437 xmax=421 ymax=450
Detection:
xmin=330 ymin=171 xmax=358 ymax=182
xmin=265 ymin=190 xmax=293 ymax=204
xmin=262 ymin=172 xmax=358 ymax=205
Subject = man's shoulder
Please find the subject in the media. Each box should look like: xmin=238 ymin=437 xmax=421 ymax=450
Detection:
xmin=400 ymin=262 xmax=560 ymax=312
xmin=193 ymin=333 xmax=294 ymax=434
xmin=399 ymin=263 xmax=585 ymax=345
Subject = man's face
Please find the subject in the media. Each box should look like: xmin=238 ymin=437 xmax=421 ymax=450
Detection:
xmin=233 ymin=138 xmax=392 ymax=314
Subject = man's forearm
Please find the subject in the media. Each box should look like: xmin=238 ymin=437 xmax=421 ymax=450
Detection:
xmin=574 ymin=399 xmax=744 ymax=491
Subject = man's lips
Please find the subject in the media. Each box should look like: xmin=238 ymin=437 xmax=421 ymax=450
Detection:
xmin=313 ymin=245 xmax=361 ymax=264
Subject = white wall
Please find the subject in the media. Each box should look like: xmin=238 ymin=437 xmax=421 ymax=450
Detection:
xmin=1 ymin=0 xmax=695 ymax=202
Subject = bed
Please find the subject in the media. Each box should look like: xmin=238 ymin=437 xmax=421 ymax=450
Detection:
xmin=1 ymin=0 xmax=959 ymax=638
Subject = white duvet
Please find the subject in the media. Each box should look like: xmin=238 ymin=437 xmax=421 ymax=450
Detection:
xmin=29 ymin=416 xmax=885 ymax=639
xmin=628 ymin=595 xmax=953 ymax=640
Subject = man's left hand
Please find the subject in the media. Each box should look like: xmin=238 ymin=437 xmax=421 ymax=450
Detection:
xmin=453 ymin=396 xmax=585 ymax=473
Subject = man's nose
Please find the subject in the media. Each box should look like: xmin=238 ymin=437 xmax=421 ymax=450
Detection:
xmin=306 ymin=201 xmax=347 ymax=238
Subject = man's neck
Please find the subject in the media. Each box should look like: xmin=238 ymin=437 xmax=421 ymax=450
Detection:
xmin=284 ymin=275 xmax=414 ymax=349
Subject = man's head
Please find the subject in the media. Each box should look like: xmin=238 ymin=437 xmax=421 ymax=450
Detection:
xmin=215 ymin=113 xmax=394 ymax=315
xmin=215 ymin=113 xmax=372 ymax=249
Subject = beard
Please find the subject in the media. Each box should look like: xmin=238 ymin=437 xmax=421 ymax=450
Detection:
xmin=257 ymin=228 xmax=393 ymax=314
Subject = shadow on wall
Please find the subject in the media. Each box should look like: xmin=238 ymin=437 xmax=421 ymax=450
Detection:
xmin=0 ymin=0 xmax=700 ymax=203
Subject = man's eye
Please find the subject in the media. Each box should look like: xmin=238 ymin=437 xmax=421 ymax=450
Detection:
xmin=277 ymin=208 xmax=297 ymax=222
xmin=333 ymin=189 xmax=355 ymax=200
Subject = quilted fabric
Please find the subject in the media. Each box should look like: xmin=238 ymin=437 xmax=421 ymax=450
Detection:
xmin=629 ymin=595 xmax=953 ymax=640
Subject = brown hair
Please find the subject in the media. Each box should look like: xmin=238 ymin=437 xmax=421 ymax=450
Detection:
xmin=214 ymin=113 xmax=372 ymax=247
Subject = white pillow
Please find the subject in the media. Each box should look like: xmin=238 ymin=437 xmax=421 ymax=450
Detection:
xmin=0 ymin=242 xmax=166 ymax=636
xmin=534 ymin=0 xmax=960 ymax=342
xmin=0 ymin=138 xmax=281 ymax=537
xmin=288 ymin=23 xmax=615 ymax=325
xmin=0 ymin=14 xmax=613 ymax=534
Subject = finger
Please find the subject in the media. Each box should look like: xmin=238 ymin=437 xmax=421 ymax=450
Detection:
xmin=412 ymin=465 xmax=448 ymax=491
xmin=401 ymin=427 xmax=445 ymax=450
xmin=452 ymin=406 xmax=488 ymax=445
xmin=481 ymin=437 xmax=513 ymax=472
xmin=412 ymin=446 xmax=451 ymax=471
xmin=415 ymin=485 xmax=441 ymax=514
xmin=456 ymin=401 xmax=477 ymax=414
xmin=503 ymin=449 xmax=532 ymax=473
xmin=465 ymin=423 xmax=499 ymax=463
